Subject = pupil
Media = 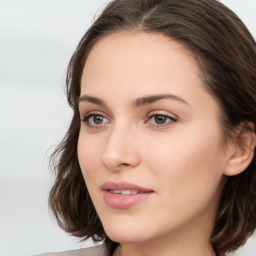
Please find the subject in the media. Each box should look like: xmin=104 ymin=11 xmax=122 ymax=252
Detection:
xmin=93 ymin=116 xmax=103 ymax=124
xmin=155 ymin=115 xmax=167 ymax=124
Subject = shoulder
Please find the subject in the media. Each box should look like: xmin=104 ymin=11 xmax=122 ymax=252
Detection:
xmin=35 ymin=245 xmax=107 ymax=256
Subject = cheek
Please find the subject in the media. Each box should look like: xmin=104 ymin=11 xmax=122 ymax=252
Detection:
xmin=144 ymin=126 xmax=225 ymax=200
xmin=141 ymin=134 xmax=225 ymax=231
xmin=77 ymin=132 xmax=102 ymax=181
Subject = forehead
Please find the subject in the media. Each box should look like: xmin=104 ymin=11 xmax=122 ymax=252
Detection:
xmin=82 ymin=32 xmax=199 ymax=90
xmin=83 ymin=32 xmax=197 ymax=73
xmin=80 ymin=32 xmax=219 ymax=116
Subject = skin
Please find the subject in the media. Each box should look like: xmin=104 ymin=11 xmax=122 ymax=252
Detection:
xmin=77 ymin=32 xmax=236 ymax=256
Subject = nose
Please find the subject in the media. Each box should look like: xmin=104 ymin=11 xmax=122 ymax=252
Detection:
xmin=101 ymin=125 xmax=140 ymax=172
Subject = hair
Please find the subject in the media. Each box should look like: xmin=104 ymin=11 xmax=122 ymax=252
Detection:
xmin=49 ymin=0 xmax=256 ymax=255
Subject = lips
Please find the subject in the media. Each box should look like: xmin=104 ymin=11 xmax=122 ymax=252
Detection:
xmin=101 ymin=181 xmax=154 ymax=209
xmin=102 ymin=181 xmax=153 ymax=192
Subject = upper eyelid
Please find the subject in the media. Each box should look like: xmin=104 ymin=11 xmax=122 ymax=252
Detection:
xmin=80 ymin=110 xmax=110 ymax=119
xmin=147 ymin=114 xmax=177 ymax=123
xmin=87 ymin=114 xmax=110 ymax=121
xmin=147 ymin=110 xmax=178 ymax=119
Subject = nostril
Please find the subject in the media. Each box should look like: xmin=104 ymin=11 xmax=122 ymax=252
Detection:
xmin=101 ymin=139 xmax=140 ymax=171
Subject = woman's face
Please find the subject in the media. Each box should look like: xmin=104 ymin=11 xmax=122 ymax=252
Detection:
xmin=78 ymin=32 xmax=230 ymax=244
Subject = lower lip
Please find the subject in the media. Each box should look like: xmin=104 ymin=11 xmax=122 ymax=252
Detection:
xmin=103 ymin=190 xmax=153 ymax=209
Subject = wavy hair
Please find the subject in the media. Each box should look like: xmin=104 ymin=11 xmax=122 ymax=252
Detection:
xmin=49 ymin=0 xmax=256 ymax=255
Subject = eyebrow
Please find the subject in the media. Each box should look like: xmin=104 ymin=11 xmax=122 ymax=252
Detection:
xmin=132 ymin=94 xmax=190 ymax=107
xmin=78 ymin=93 xmax=190 ymax=108
xmin=79 ymin=95 xmax=107 ymax=107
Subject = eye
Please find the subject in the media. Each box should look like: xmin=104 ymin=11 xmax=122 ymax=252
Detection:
xmin=81 ymin=114 xmax=110 ymax=127
xmin=148 ymin=114 xmax=176 ymax=127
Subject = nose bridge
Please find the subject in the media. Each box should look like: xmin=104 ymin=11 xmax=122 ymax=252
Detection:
xmin=101 ymin=121 xmax=139 ymax=171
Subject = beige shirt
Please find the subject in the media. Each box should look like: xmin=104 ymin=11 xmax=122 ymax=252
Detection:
xmin=36 ymin=245 xmax=107 ymax=256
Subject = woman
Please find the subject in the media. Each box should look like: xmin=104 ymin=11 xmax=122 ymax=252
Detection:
xmin=47 ymin=0 xmax=256 ymax=255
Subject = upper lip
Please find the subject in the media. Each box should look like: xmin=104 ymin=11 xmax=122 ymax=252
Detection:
xmin=101 ymin=181 xmax=154 ymax=192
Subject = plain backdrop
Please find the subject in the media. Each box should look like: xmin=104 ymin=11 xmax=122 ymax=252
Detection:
xmin=0 ymin=1 xmax=255 ymax=256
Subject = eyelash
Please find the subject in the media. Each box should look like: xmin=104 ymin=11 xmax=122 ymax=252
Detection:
xmin=81 ymin=113 xmax=177 ymax=129
xmin=147 ymin=114 xmax=177 ymax=128
xmin=81 ymin=114 xmax=110 ymax=128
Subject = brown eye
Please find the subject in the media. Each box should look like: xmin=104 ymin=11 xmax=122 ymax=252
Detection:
xmin=148 ymin=114 xmax=176 ymax=127
xmin=92 ymin=115 xmax=104 ymax=124
xmin=82 ymin=114 xmax=110 ymax=127
xmin=153 ymin=115 xmax=168 ymax=124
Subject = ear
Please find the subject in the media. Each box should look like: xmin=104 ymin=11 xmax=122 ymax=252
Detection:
xmin=224 ymin=122 xmax=256 ymax=176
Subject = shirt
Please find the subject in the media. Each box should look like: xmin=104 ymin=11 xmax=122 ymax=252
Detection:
xmin=36 ymin=245 xmax=107 ymax=256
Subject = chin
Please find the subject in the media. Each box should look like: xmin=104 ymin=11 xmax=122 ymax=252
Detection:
xmin=101 ymin=217 xmax=152 ymax=243
xmin=105 ymin=229 xmax=150 ymax=244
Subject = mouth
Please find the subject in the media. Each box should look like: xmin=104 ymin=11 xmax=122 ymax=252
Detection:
xmin=101 ymin=181 xmax=154 ymax=209
xmin=109 ymin=190 xmax=141 ymax=195
xmin=102 ymin=181 xmax=154 ymax=192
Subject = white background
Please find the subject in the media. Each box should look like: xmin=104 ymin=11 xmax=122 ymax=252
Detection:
xmin=0 ymin=1 xmax=255 ymax=256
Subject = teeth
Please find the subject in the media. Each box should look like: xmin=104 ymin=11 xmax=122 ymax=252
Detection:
xmin=110 ymin=190 xmax=139 ymax=195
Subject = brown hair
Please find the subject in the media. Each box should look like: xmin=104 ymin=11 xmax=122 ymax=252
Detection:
xmin=49 ymin=0 xmax=256 ymax=255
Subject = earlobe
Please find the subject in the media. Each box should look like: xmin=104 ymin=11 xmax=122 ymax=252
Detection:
xmin=224 ymin=123 xmax=256 ymax=177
